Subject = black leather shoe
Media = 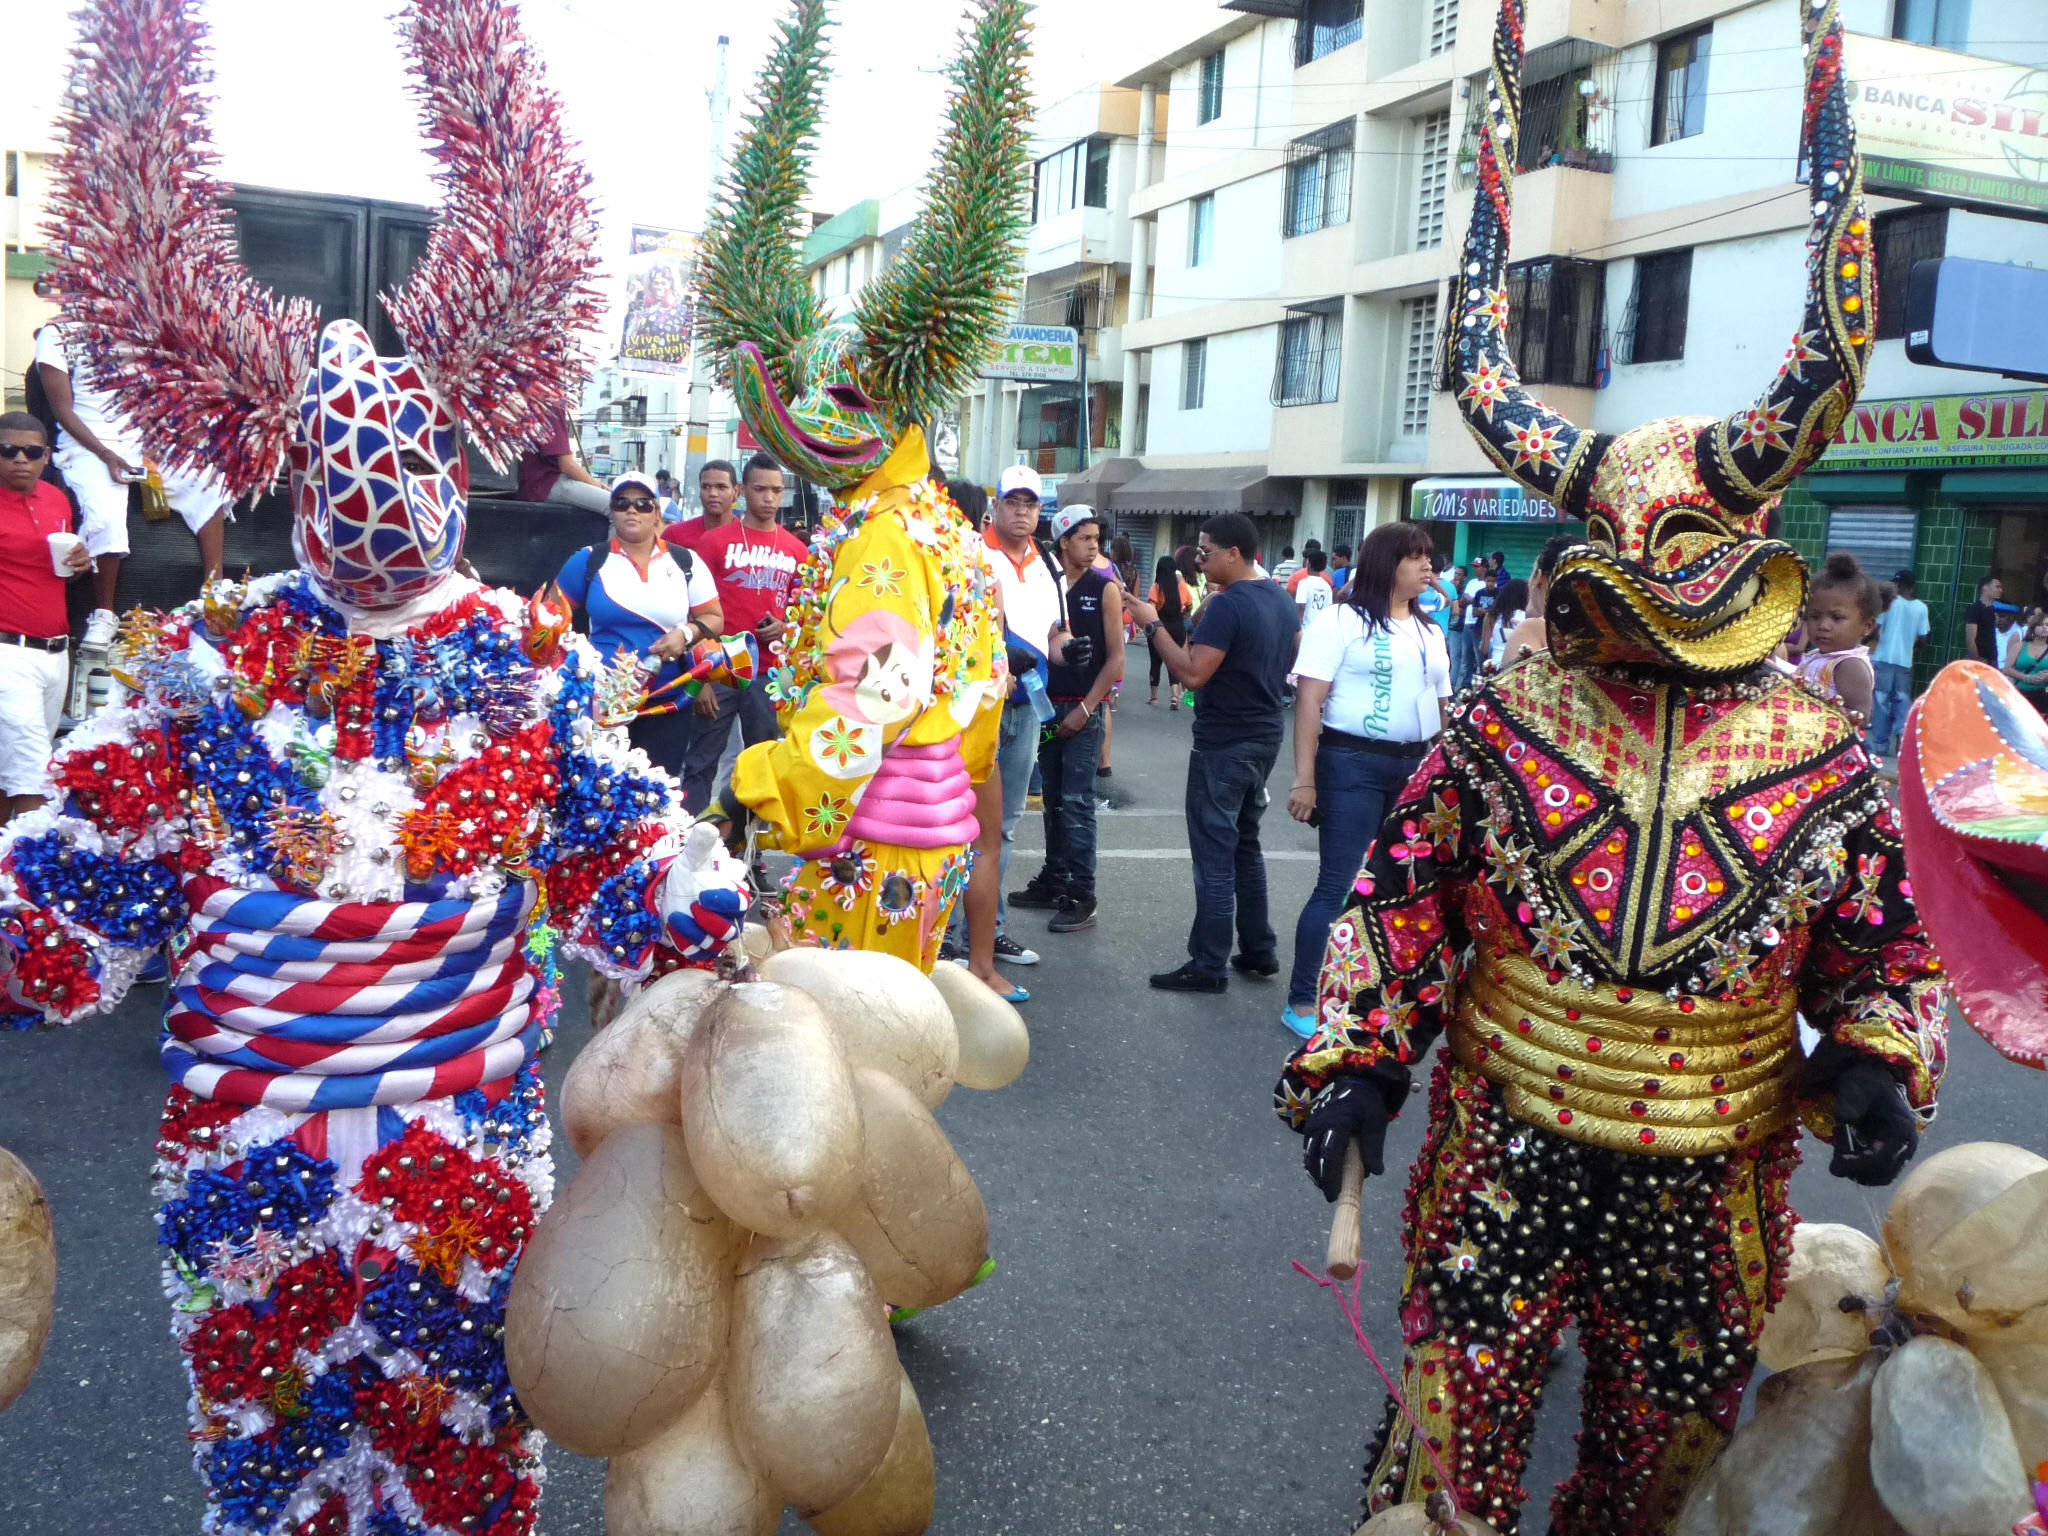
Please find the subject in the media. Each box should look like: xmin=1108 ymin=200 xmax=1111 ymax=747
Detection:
xmin=1149 ymin=964 xmax=1226 ymax=993
xmin=1230 ymin=952 xmax=1279 ymax=978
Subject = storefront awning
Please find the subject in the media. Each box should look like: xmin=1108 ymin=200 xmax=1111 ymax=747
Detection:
xmin=1110 ymin=464 xmax=1301 ymax=517
xmin=1409 ymin=476 xmax=1567 ymax=523
xmin=1052 ymin=456 xmax=1142 ymax=508
xmin=1940 ymin=469 xmax=2048 ymax=504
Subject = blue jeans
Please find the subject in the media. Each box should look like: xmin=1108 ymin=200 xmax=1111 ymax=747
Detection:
xmin=1287 ymin=742 xmax=1421 ymax=1009
xmin=1869 ymin=660 xmax=1913 ymax=758
xmin=1038 ymin=705 xmax=1106 ymax=898
xmin=1451 ymin=626 xmax=1481 ymax=691
xmin=1183 ymin=738 xmax=1279 ymax=977
xmin=948 ymin=699 xmax=1036 ymax=946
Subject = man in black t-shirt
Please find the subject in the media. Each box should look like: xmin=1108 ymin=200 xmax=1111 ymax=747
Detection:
xmin=1127 ymin=512 xmax=1299 ymax=991
xmin=1964 ymin=574 xmax=2003 ymax=666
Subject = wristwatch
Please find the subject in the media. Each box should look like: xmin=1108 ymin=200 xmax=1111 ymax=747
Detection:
xmin=1143 ymin=619 xmax=1162 ymax=638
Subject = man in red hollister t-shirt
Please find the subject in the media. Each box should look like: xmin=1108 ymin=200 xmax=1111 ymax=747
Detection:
xmin=674 ymin=452 xmax=809 ymax=812
xmin=0 ymin=413 xmax=91 ymax=824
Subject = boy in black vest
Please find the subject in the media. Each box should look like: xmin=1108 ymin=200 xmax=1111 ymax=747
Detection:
xmin=1017 ymin=505 xmax=1124 ymax=934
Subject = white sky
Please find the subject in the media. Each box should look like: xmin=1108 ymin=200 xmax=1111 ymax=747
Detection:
xmin=9 ymin=0 xmax=1216 ymax=316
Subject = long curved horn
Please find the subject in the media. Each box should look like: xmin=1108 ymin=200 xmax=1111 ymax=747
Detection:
xmin=852 ymin=0 xmax=1035 ymax=427
xmin=43 ymin=0 xmax=319 ymax=497
xmin=1697 ymin=0 xmax=1872 ymax=510
xmin=382 ymin=0 xmax=602 ymax=469
xmin=1438 ymin=0 xmax=1606 ymax=514
xmin=696 ymin=0 xmax=831 ymax=400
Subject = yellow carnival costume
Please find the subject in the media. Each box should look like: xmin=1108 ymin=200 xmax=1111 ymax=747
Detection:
xmin=1276 ymin=2 xmax=1948 ymax=1532
xmin=733 ymin=431 xmax=1001 ymax=965
xmin=693 ymin=0 xmax=1030 ymax=970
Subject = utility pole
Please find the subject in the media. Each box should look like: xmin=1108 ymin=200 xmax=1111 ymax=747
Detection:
xmin=681 ymin=33 xmax=730 ymax=508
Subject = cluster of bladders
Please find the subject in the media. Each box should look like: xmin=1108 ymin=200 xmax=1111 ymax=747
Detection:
xmin=505 ymin=940 xmax=1029 ymax=1536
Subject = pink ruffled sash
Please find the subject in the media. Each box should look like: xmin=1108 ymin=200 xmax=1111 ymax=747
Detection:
xmin=814 ymin=739 xmax=978 ymax=854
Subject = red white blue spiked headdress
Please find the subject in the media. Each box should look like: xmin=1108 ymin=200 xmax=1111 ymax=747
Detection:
xmin=44 ymin=0 xmax=601 ymax=609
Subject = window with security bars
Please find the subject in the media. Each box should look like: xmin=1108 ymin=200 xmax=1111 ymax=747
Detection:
xmin=1617 ymin=249 xmax=1692 ymax=364
xmin=1874 ymin=206 xmax=1948 ymax=341
xmin=1415 ymin=110 xmax=1450 ymax=250
xmin=1401 ymin=296 xmax=1439 ymax=434
xmin=1273 ymin=310 xmax=1342 ymax=406
xmin=1284 ymin=121 xmax=1356 ymax=237
xmin=1198 ymin=49 xmax=1225 ymax=124
xmin=1427 ymin=0 xmax=1459 ymax=56
xmin=1504 ymin=258 xmax=1604 ymax=385
xmin=1182 ymin=339 xmax=1208 ymax=411
xmin=1295 ymin=0 xmax=1364 ymax=67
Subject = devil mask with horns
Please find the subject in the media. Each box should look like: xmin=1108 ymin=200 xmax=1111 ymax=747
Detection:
xmin=1443 ymin=0 xmax=1874 ymax=675
xmin=44 ymin=0 xmax=599 ymax=611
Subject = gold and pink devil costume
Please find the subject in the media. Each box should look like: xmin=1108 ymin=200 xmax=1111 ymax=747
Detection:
xmin=1275 ymin=1 xmax=1948 ymax=1531
xmin=2 ymin=2 xmax=748 ymax=1531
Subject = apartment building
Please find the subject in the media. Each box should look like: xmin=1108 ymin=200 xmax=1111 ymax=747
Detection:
xmin=1044 ymin=0 xmax=2048 ymax=666
xmin=2 ymin=145 xmax=57 ymax=410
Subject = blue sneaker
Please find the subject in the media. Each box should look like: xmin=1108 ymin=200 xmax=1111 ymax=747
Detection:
xmin=137 ymin=952 xmax=169 ymax=984
xmin=1280 ymin=1007 xmax=1317 ymax=1039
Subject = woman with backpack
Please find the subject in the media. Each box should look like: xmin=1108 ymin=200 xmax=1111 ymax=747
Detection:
xmin=555 ymin=470 xmax=723 ymax=772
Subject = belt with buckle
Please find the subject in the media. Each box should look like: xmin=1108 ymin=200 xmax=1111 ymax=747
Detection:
xmin=0 ymin=631 xmax=68 ymax=653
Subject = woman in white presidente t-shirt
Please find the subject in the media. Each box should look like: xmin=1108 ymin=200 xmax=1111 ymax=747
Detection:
xmin=1280 ymin=521 xmax=1451 ymax=1038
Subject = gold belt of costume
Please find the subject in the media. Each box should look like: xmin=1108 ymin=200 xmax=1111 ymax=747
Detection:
xmin=1451 ymin=947 xmax=1801 ymax=1156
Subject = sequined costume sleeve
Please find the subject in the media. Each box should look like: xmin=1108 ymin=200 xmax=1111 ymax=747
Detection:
xmin=1273 ymin=746 xmax=1479 ymax=1128
xmin=527 ymin=634 xmax=746 ymax=982
xmin=1795 ymin=798 xmax=1947 ymax=1117
xmin=0 ymin=652 xmax=196 ymax=1023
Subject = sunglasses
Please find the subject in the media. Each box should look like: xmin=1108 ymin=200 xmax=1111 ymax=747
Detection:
xmin=0 ymin=444 xmax=49 ymax=462
xmin=610 ymin=496 xmax=659 ymax=513
xmin=1194 ymin=546 xmax=1213 ymax=561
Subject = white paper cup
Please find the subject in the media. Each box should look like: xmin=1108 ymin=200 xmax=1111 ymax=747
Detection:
xmin=47 ymin=531 xmax=83 ymax=577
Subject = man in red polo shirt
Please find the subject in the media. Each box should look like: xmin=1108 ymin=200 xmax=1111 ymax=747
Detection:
xmin=0 ymin=412 xmax=90 ymax=824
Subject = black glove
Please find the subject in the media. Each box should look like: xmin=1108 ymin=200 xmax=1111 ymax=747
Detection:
xmin=1829 ymin=1060 xmax=1919 ymax=1187
xmin=1302 ymin=1080 xmax=1391 ymax=1202
xmin=1005 ymin=645 xmax=1039 ymax=681
xmin=1060 ymin=633 xmax=1095 ymax=672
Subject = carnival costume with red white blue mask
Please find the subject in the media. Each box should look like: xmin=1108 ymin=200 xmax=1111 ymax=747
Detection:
xmin=697 ymin=0 xmax=1029 ymax=969
xmin=6 ymin=3 xmax=748 ymax=1532
xmin=1274 ymin=2 xmax=1947 ymax=1532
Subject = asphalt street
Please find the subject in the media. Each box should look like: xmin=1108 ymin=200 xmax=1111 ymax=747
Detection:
xmin=0 ymin=691 xmax=2038 ymax=1535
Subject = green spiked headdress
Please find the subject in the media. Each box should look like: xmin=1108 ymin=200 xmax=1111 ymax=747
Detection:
xmin=697 ymin=0 xmax=1033 ymax=491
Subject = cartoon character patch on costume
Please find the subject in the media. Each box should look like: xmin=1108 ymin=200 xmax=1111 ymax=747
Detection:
xmin=1275 ymin=3 xmax=1946 ymax=1534
xmin=808 ymin=610 xmax=934 ymax=782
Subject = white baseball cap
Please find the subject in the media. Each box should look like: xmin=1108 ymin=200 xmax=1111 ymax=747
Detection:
xmin=1049 ymin=505 xmax=1103 ymax=544
xmin=997 ymin=464 xmax=1043 ymax=501
xmin=608 ymin=471 xmax=661 ymax=502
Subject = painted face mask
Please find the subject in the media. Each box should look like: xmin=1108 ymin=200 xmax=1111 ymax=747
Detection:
xmin=45 ymin=0 xmax=599 ymax=610
xmin=291 ymin=320 xmax=467 ymax=609
xmin=1444 ymin=0 xmax=1873 ymax=675
xmin=695 ymin=0 xmax=1030 ymax=494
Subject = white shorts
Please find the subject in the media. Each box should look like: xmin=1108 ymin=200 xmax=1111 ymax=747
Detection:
xmin=54 ymin=443 xmax=231 ymax=556
xmin=0 ymin=644 xmax=66 ymax=798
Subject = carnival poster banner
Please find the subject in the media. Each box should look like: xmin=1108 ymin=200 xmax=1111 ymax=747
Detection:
xmin=620 ymin=225 xmax=698 ymax=377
